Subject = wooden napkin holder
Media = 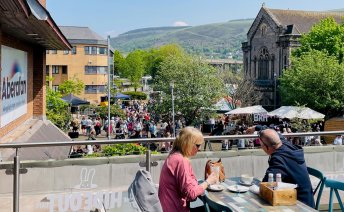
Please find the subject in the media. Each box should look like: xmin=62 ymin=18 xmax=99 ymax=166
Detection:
xmin=259 ymin=182 xmax=297 ymax=206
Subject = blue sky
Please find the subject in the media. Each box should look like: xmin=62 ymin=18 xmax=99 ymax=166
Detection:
xmin=47 ymin=0 xmax=344 ymax=38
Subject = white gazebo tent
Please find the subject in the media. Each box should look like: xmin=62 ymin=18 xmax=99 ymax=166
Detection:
xmin=268 ymin=106 xmax=325 ymax=119
xmin=225 ymin=105 xmax=267 ymax=115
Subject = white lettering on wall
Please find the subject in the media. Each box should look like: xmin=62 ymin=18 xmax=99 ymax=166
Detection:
xmin=39 ymin=168 xmax=127 ymax=211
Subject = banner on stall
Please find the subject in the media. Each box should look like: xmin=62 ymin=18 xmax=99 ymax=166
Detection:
xmin=253 ymin=113 xmax=268 ymax=122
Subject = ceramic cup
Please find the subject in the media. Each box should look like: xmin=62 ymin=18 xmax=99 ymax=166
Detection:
xmin=240 ymin=174 xmax=253 ymax=184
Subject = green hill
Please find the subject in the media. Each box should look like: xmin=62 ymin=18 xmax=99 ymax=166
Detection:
xmin=329 ymin=8 xmax=344 ymax=12
xmin=110 ymin=19 xmax=254 ymax=59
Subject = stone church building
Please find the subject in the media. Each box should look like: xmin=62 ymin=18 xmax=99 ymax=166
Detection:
xmin=242 ymin=6 xmax=344 ymax=110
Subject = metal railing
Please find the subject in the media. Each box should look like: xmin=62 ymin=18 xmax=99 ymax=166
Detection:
xmin=1 ymin=130 xmax=344 ymax=212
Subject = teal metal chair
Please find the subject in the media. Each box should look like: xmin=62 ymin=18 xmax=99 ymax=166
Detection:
xmin=193 ymin=180 xmax=210 ymax=212
xmin=307 ymin=167 xmax=326 ymax=210
xmin=324 ymin=179 xmax=344 ymax=212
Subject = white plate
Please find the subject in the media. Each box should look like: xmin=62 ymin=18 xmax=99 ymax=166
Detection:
xmin=227 ymin=185 xmax=250 ymax=193
xmin=239 ymin=180 xmax=253 ymax=186
xmin=207 ymin=184 xmax=224 ymax=192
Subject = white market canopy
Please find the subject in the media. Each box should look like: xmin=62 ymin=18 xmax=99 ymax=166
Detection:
xmin=225 ymin=105 xmax=267 ymax=115
xmin=268 ymin=106 xmax=325 ymax=120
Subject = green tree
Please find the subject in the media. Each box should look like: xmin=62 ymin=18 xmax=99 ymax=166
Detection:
xmin=294 ymin=17 xmax=344 ymax=63
xmin=46 ymin=88 xmax=71 ymax=130
xmin=122 ymin=50 xmax=145 ymax=91
xmin=145 ymin=44 xmax=185 ymax=79
xmin=113 ymin=50 xmax=125 ymax=76
xmin=58 ymin=78 xmax=84 ymax=95
xmin=280 ymin=50 xmax=344 ymax=117
xmin=151 ymin=55 xmax=224 ymax=125
xmin=46 ymin=77 xmax=84 ymax=130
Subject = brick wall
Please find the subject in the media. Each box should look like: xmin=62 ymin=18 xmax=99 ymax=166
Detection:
xmin=0 ymin=31 xmax=45 ymax=139
xmin=33 ymin=48 xmax=46 ymax=119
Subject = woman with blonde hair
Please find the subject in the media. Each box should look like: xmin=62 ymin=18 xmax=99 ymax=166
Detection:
xmin=159 ymin=127 xmax=217 ymax=212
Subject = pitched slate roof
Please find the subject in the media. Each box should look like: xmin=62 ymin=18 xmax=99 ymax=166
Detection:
xmin=59 ymin=26 xmax=107 ymax=45
xmin=265 ymin=7 xmax=344 ymax=34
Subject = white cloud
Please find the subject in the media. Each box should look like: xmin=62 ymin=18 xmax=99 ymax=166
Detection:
xmin=173 ymin=21 xmax=189 ymax=26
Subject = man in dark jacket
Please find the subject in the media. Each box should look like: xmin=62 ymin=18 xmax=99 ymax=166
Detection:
xmin=259 ymin=129 xmax=315 ymax=208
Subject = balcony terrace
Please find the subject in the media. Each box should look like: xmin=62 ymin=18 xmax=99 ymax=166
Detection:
xmin=0 ymin=132 xmax=344 ymax=211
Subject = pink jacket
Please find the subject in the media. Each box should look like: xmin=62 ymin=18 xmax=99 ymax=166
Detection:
xmin=158 ymin=152 xmax=204 ymax=212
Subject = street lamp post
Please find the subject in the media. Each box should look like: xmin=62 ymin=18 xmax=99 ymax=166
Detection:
xmin=107 ymin=35 xmax=111 ymax=140
xmin=170 ymin=82 xmax=176 ymax=137
xmin=274 ymin=72 xmax=277 ymax=109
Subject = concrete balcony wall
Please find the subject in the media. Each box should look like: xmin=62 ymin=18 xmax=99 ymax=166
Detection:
xmin=0 ymin=146 xmax=344 ymax=195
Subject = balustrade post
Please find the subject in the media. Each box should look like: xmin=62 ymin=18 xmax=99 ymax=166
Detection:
xmin=13 ymin=148 xmax=20 ymax=212
xmin=146 ymin=149 xmax=151 ymax=172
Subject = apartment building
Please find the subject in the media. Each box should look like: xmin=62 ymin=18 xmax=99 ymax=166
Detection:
xmin=46 ymin=26 xmax=110 ymax=104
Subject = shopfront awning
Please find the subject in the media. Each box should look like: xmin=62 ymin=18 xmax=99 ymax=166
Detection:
xmin=0 ymin=0 xmax=71 ymax=50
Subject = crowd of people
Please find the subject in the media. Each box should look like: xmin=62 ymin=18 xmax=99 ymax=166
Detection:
xmin=68 ymin=104 xmax=333 ymax=156
xmin=68 ymin=100 xmax=188 ymax=155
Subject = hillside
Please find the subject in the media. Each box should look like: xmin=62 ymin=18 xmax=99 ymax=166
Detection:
xmin=110 ymin=19 xmax=254 ymax=59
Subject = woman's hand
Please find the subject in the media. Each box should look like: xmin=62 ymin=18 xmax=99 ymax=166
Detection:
xmin=201 ymin=172 xmax=219 ymax=190
xmin=206 ymin=172 xmax=218 ymax=185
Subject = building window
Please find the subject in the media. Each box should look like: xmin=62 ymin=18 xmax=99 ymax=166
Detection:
xmin=63 ymin=50 xmax=69 ymax=55
xmin=52 ymin=65 xmax=59 ymax=74
xmin=46 ymin=65 xmax=50 ymax=75
xmin=85 ymin=85 xmax=105 ymax=94
xmin=258 ymin=47 xmax=269 ymax=80
xmin=284 ymin=55 xmax=288 ymax=69
xmin=84 ymin=46 xmax=90 ymax=55
xmin=51 ymin=49 xmax=57 ymax=54
xmin=84 ymin=46 xmax=107 ymax=55
xmin=271 ymin=55 xmax=275 ymax=79
xmin=91 ymin=46 xmax=97 ymax=55
xmin=85 ymin=66 xmax=108 ymax=74
xmin=71 ymin=46 xmax=77 ymax=55
xmin=98 ymin=47 xmax=107 ymax=55
xmin=253 ymin=57 xmax=257 ymax=78
xmin=98 ymin=66 xmax=107 ymax=74
xmin=62 ymin=66 xmax=68 ymax=74
xmin=52 ymin=85 xmax=59 ymax=92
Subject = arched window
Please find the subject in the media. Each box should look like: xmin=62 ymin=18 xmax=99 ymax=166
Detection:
xmin=258 ymin=47 xmax=269 ymax=80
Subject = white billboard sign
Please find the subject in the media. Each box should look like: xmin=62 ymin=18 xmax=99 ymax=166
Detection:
xmin=1 ymin=45 xmax=28 ymax=127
